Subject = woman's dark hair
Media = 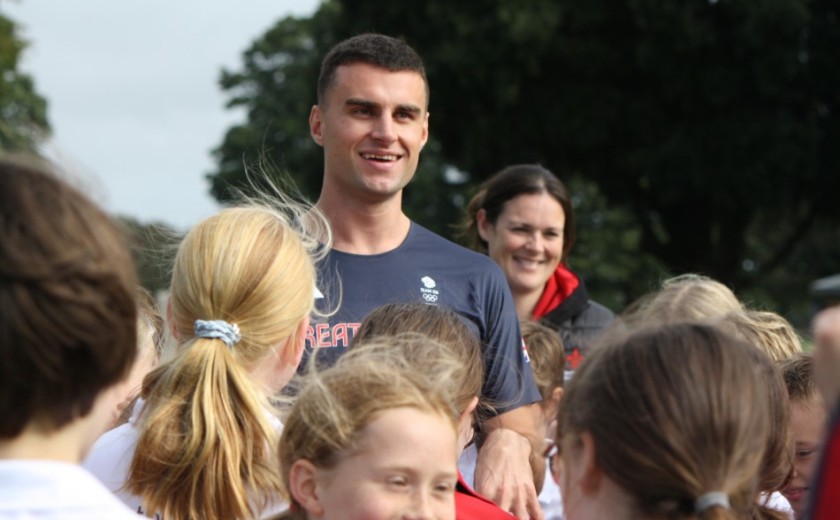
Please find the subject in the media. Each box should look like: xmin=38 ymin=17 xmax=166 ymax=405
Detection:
xmin=460 ymin=164 xmax=575 ymax=263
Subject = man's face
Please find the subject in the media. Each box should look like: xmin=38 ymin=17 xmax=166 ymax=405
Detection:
xmin=309 ymin=63 xmax=429 ymax=203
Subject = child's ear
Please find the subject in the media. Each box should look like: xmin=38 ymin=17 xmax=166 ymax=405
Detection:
xmin=476 ymin=209 xmax=492 ymax=242
xmin=289 ymin=459 xmax=325 ymax=516
xmin=550 ymin=386 xmax=564 ymax=408
xmin=573 ymin=431 xmax=603 ymax=495
xmin=542 ymin=387 xmax=565 ymax=448
xmin=463 ymin=396 xmax=480 ymax=418
xmin=581 ymin=432 xmax=604 ymax=494
xmin=457 ymin=396 xmax=480 ymax=450
xmin=283 ymin=316 xmax=309 ymax=367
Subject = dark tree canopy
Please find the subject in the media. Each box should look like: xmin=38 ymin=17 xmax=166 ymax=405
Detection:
xmin=0 ymin=10 xmax=50 ymax=152
xmin=209 ymin=0 xmax=840 ymax=315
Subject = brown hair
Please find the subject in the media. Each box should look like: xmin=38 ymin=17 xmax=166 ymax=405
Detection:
xmin=557 ymin=323 xmax=772 ymax=520
xmin=711 ymin=311 xmax=797 ymax=505
xmin=520 ymin=320 xmax=565 ymax=398
xmin=780 ymin=353 xmax=818 ymax=404
xmin=353 ymin=302 xmax=483 ymax=415
xmin=0 ymin=156 xmax=137 ymax=438
xmin=317 ymin=33 xmax=428 ymax=107
xmin=460 ymin=164 xmax=575 ymax=263
xmin=135 ymin=286 xmax=164 ymax=358
xmin=716 ymin=310 xmax=803 ymax=362
xmin=743 ymin=344 xmax=792 ymax=519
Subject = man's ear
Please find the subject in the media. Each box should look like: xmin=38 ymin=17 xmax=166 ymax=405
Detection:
xmin=419 ymin=111 xmax=430 ymax=151
xmin=289 ymin=459 xmax=325 ymax=516
xmin=309 ymin=105 xmax=325 ymax=146
xmin=476 ymin=208 xmax=492 ymax=242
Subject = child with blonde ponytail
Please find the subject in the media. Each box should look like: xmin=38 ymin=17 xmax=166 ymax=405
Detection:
xmin=273 ymin=335 xmax=463 ymax=520
xmin=84 ymin=200 xmax=330 ymax=520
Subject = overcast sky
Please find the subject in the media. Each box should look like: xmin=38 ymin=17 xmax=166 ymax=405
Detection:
xmin=5 ymin=0 xmax=320 ymax=230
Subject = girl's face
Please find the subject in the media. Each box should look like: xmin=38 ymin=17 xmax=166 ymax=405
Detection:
xmin=312 ymin=407 xmax=459 ymax=520
xmin=782 ymin=399 xmax=826 ymax=518
xmin=478 ymin=192 xmax=565 ymax=300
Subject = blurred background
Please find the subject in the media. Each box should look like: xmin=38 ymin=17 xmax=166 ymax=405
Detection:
xmin=4 ymin=0 xmax=839 ymax=330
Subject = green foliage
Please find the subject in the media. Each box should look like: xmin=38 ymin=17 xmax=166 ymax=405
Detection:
xmin=740 ymin=217 xmax=840 ymax=329
xmin=564 ymin=176 xmax=667 ymax=311
xmin=209 ymin=4 xmax=339 ymax=203
xmin=209 ymin=0 xmax=840 ymax=313
xmin=0 ymin=10 xmax=49 ymax=152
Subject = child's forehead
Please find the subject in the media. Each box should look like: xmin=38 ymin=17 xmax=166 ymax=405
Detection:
xmin=791 ymin=398 xmax=828 ymax=425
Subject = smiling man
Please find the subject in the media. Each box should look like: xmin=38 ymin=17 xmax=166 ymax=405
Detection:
xmin=306 ymin=34 xmax=545 ymax=520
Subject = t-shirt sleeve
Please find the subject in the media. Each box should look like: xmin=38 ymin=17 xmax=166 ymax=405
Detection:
xmin=479 ymin=264 xmax=542 ymax=415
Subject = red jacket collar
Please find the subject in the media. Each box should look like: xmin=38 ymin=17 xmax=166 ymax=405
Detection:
xmin=532 ymin=264 xmax=580 ymax=320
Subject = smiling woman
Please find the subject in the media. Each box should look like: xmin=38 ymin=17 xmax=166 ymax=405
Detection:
xmin=460 ymin=164 xmax=616 ymax=377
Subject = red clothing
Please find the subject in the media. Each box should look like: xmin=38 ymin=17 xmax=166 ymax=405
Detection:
xmin=811 ymin=404 xmax=840 ymax=519
xmin=531 ymin=264 xmax=614 ymax=373
xmin=531 ymin=265 xmax=580 ymax=320
xmin=455 ymin=472 xmax=513 ymax=520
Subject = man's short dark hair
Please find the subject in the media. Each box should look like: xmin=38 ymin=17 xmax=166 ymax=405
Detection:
xmin=0 ymin=156 xmax=138 ymax=438
xmin=317 ymin=33 xmax=429 ymax=106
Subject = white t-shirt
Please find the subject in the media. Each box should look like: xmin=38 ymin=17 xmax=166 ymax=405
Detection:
xmin=81 ymin=404 xmax=145 ymax=515
xmin=762 ymin=491 xmax=794 ymax=520
xmin=539 ymin=463 xmax=564 ymax=520
xmin=0 ymin=460 xmax=138 ymax=519
xmin=83 ymin=399 xmax=286 ymax=518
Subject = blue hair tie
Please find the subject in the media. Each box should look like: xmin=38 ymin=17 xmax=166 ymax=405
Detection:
xmin=695 ymin=492 xmax=730 ymax=513
xmin=194 ymin=319 xmax=241 ymax=348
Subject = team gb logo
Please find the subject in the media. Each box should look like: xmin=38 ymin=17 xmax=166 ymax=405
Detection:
xmin=420 ymin=276 xmax=439 ymax=302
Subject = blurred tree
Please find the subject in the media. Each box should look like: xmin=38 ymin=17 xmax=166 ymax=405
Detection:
xmin=118 ymin=217 xmax=181 ymax=294
xmin=0 ymin=9 xmax=49 ymax=151
xmin=209 ymin=0 xmax=840 ymax=309
xmin=209 ymin=8 xmax=330 ymax=203
xmin=564 ymin=177 xmax=667 ymax=311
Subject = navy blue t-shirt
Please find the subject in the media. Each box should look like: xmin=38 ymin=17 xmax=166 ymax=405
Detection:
xmin=305 ymin=222 xmax=540 ymax=415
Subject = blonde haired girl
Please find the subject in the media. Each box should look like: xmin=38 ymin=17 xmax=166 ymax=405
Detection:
xmin=625 ymin=273 xmax=744 ymax=326
xmin=85 ymin=201 xmax=330 ymax=520
xmin=275 ymin=337 xmax=462 ymax=520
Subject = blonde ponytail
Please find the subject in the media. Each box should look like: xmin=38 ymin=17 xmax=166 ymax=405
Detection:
xmin=125 ymin=201 xmax=327 ymax=520
xmin=129 ymin=338 xmax=282 ymax=519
